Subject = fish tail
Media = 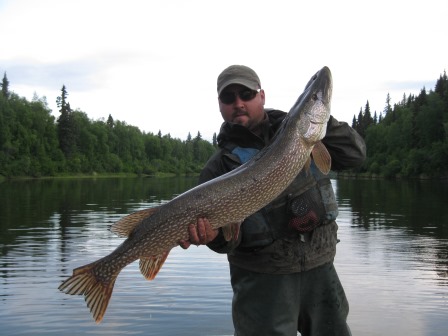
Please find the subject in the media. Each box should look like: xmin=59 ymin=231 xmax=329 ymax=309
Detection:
xmin=58 ymin=261 xmax=117 ymax=323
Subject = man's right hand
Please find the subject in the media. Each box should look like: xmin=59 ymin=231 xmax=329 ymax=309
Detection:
xmin=178 ymin=217 xmax=218 ymax=249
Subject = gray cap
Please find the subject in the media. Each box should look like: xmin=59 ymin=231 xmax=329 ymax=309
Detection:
xmin=217 ymin=65 xmax=261 ymax=95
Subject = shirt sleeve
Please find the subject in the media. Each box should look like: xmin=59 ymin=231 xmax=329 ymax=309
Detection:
xmin=322 ymin=116 xmax=366 ymax=171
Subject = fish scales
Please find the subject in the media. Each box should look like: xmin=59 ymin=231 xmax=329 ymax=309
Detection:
xmin=58 ymin=66 xmax=333 ymax=323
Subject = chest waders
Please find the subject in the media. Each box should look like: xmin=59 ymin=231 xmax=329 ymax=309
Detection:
xmin=227 ymin=145 xmax=338 ymax=250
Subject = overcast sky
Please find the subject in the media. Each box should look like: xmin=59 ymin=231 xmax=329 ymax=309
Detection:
xmin=1 ymin=0 xmax=446 ymax=140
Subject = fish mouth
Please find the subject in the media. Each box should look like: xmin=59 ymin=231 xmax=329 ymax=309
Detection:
xmin=302 ymin=67 xmax=333 ymax=125
xmin=299 ymin=66 xmax=333 ymax=109
xmin=311 ymin=67 xmax=332 ymax=104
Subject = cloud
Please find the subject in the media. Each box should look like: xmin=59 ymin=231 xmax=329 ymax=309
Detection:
xmin=382 ymin=79 xmax=438 ymax=93
xmin=0 ymin=0 xmax=446 ymax=140
xmin=1 ymin=59 xmax=99 ymax=92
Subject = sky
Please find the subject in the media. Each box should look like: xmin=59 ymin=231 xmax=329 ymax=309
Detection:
xmin=0 ymin=0 xmax=446 ymax=141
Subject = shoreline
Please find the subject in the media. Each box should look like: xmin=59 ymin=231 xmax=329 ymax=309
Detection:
xmin=0 ymin=171 xmax=201 ymax=182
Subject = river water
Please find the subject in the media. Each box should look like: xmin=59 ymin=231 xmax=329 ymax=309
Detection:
xmin=0 ymin=177 xmax=447 ymax=336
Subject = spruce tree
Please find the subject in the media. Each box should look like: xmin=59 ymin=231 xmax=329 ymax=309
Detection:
xmin=1 ymin=72 xmax=9 ymax=98
xmin=107 ymin=114 xmax=114 ymax=128
xmin=56 ymin=85 xmax=75 ymax=156
xmin=384 ymin=93 xmax=392 ymax=116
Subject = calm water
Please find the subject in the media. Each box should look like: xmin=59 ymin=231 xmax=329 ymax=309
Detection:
xmin=0 ymin=177 xmax=447 ymax=336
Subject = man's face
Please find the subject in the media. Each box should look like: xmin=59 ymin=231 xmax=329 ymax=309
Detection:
xmin=218 ymin=84 xmax=266 ymax=134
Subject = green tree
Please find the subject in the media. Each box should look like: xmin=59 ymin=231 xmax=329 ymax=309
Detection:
xmin=384 ymin=93 xmax=392 ymax=116
xmin=435 ymin=70 xmax=447 ymax=100
xmin=1 ymin=72 xmax=10 ymax=99
xmin=363 ymin=101 xmax=373 ymax=131
xmin=351 ymin=115 xmax=357 ymax=129
xmin=107 ymin=114 xmax=114 ymax=128
xmin=0 ymin=77 xmax=226 ymax=177
xmin=362 ymin=73 xmax=448 ymax=178
xmin=56 ymin=85 xmax=76 ymax=157
xmin=356 ymin=108 xmax=363 ymax=137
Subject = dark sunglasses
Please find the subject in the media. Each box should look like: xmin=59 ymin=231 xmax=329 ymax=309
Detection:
xmin=219 ymin=89 xmax=260 ymax=105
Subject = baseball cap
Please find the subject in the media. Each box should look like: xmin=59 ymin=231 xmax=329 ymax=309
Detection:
xmin=217 ymin=65 xmax=261 ymax=95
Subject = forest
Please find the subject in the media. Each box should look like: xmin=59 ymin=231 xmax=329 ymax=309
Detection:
xmin=0 ymin=70 xmax=447 ymax=179
xmin=0 ymin=75 xmax=216 ymax=178
xmin=351 ymin=70 xmax=448 ymax=178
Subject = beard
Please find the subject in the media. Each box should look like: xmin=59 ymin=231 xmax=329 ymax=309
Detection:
xmin=231 ymin=108 xmax=249 ymax=121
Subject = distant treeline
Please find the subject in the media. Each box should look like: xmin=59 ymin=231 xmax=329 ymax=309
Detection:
xmin=0 ymin=75 xmax=217 ymax=178
xmin=1 ymin=70 xmax=447 ymax=179
xmin=351 ymin=70 xmax=448 ymax=178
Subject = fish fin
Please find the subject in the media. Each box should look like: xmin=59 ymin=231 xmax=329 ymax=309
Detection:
xmin=58 ymin=260 xmax=117 ymax=324
xmin=139 ymin=251 xmax=170 ymax=280
xmin=312 ymin=141 xmax=332 ymax=175
xmin=111 ymin=207 xmax=160 ymax=237
xmin=222 ymin=222 xmax=241 ymax=241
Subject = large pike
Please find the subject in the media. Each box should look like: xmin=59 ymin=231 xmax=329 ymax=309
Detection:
xmin=58 ymin=66 xmax=333 ymax=323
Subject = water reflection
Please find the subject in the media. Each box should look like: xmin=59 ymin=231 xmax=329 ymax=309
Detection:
xmin=336 ymin=178 xmax=448 ymax=237
xmin=0 ymin=177 xmax=447 ymax=335
xmin=335 ymin=178 xmax=448 ymax=336
xmin=1 ymin=177 xmax=233 ymax=335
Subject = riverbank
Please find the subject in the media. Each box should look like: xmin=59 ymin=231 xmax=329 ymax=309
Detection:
xmin=0 ymin=171 xmax=201 ymax=182
xmin=0 ymin=172 xmax=138 ymax=182
xmin=337 ymin=171 xmax=448 ymax=180
xmin=2 ymin=170 xmax=446 ymax=182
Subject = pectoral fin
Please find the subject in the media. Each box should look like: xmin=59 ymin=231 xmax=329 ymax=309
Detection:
xmin=110 ymin=207 xmax=160 ymax=237
xmin=222 ymin=222 xmax=241 ymax=242
xmin=311 ymin=141 xmax=331 ymax=174
xmin=139 ymin=251 xmax=170 ymax=280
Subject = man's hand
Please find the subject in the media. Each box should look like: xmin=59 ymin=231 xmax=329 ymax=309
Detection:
xmin=178 ymin=217 xmax=219 ymax=249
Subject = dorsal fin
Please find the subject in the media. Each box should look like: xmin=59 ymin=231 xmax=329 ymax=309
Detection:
xmin=139 ymin=251 xmax=170 ymax=280
xmin=311 ymin=141 xmax=331 ymax=174
xmin=110 ymin=207 xmax=160 ymax=237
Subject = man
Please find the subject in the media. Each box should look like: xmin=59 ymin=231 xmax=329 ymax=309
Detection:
xmin=179 ymin=65 xmax=366 ymax=336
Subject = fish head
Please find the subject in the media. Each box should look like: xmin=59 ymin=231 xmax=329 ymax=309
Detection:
xmin=293 ymin=66 xmax=333 ymax=144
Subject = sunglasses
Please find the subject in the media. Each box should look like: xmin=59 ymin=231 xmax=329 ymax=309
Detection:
xmin=219 ymin=89 xmax=260 ymax=105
